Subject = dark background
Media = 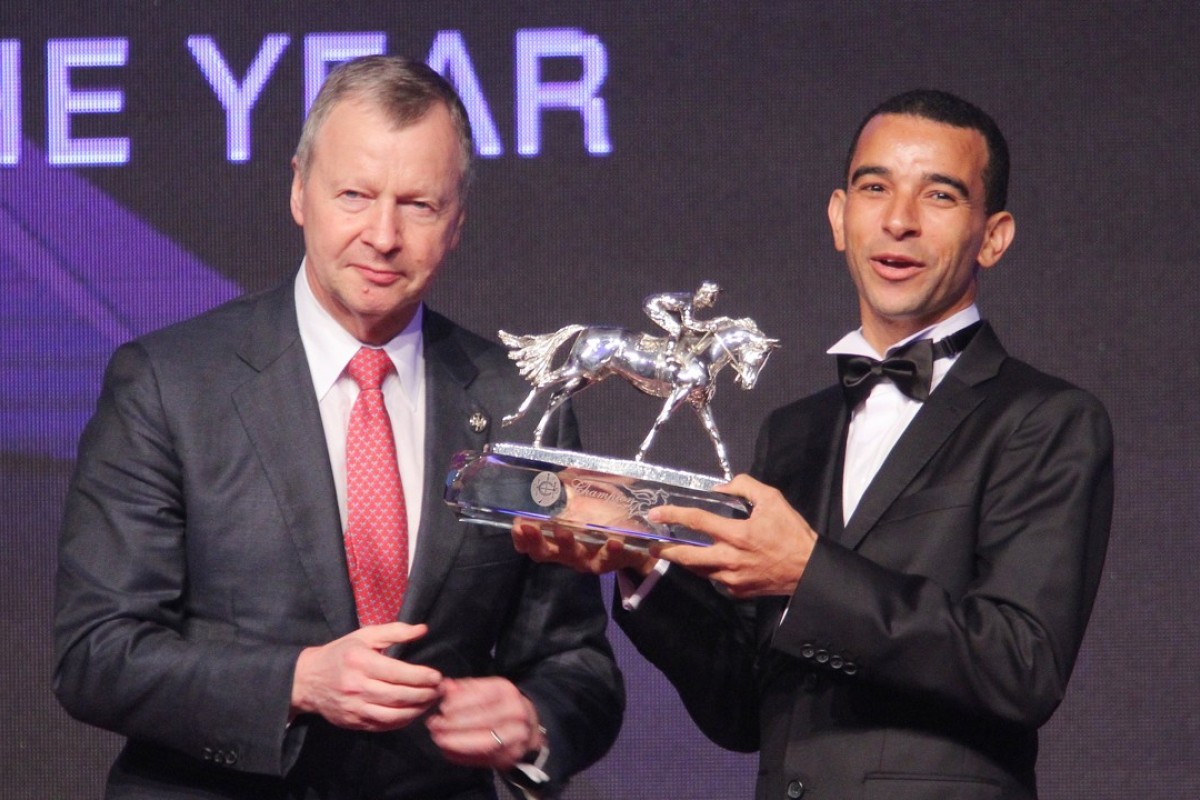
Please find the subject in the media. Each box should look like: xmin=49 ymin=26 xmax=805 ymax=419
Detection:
xmin=2 ymin=2 xmax=1197 ymax=797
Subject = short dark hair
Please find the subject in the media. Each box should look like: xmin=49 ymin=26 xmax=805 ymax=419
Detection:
xmin=294 ymin=55 xmax=474 ymax=193
xmin=843 ymin=89 xmax=1009 ymax=215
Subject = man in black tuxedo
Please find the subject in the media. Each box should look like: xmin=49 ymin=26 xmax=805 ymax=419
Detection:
xmin=54 ymin=56 xmax=623 ymax=799
xmin=515 ymin=90 xmax=1113 ymax=799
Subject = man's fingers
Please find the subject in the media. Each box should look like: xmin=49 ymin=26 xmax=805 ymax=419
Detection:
xmin=425 ymin=677 xmax=538 ymax=770
xmin=360 ymin=677 xmax=444 ymax=715
xmin=512 ymin=519 xmax=552 ymax=556
xmin=358 ymin=622 xmax=429 ymax=651
xmin=648 ymin=504 xmax=738 ymax=544
xmin=354 ymin=625 xmax=446 ymax=691
xmin=511 ymin=521 xmax=536 ymax=554
xmin=511 ymin=518 xmax=586 ymax=563
xmin=655 ymin=541 xmax=724 ymax=571
xmin=290 ymin=625 xmax=447 ymax=731
xmin=716 ymin=473 xmax=778 ymax=508
xmin=648 ymin=503 xmax=706 ymax=529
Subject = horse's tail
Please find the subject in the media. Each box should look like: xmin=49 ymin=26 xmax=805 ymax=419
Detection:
xmin=498 ymin=324 xmax=586 ymax=385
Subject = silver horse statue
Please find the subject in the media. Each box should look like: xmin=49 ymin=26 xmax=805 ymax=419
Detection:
xmin=498 ymin=316 xmax=779 ymax=480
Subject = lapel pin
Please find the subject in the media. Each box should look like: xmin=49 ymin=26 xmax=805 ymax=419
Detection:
xmin=468 ymin=411 xmax=489 ymax=433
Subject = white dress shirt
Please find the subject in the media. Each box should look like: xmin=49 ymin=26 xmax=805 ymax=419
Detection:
xmin=294 ymin=265 xmax=427 ymax=569
xmin=828 ymin=305 xmax=979 ymax=524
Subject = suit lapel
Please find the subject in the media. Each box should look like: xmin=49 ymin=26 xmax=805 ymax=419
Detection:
xmin=814 ymin=403 xmax=848 ymax=541
xmin=839 ymin=324 xmax=1007 ymax=550
xmin=399 ymin=312 xmax=493 ymax=625
xmin=230 ymin=285 xmax=358 ymax=636
xmin=757 ymin=389 xmax=846 ymax=641
xmin=757 ymin=386 xmax=847 ymax=538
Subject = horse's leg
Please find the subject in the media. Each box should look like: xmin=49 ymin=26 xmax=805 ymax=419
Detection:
xmin=635 ymin=387 xmax=690 ymax=462
xmin=504 ymin=360 xmax=576 ymax=426
xmin=533 ymin=376 xmax=587 ymax=446
xmin=695 ymin=402 xmax=733 ymax=481
xmin=503 ymin=384 xmax=549 ymax=426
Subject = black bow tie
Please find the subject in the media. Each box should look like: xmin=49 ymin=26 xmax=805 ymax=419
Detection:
xmin=837 ymin=322 xmax=982 ymax=407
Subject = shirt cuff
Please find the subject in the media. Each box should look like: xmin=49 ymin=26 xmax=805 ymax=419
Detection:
xmin=616 ymin=558 xmax=670 ymax=611
xmin=506 ymin=726 xmax=550 ymax=799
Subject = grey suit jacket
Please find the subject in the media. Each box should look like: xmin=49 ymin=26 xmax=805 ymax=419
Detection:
xmin=54 ymin=282 xmax=623 ymax=799
xmin=615 ymin=323 xmax=1113 ymax=800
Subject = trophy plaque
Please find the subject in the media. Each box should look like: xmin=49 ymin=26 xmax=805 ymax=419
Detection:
xmin=444 ymin=282 xmax=778 ymax=549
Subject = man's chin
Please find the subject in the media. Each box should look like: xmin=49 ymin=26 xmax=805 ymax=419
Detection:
xmin=333 ymin=298 xmax=421 ymax=344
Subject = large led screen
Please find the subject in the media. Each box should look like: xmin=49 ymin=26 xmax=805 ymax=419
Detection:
xmin=2 ymin=3 xmax=1197 ymax=797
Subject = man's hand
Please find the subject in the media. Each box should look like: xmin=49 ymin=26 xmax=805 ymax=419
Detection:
xmin=290 ymin=623 xmax=443 ymax=731
xmin=649 ymin=474 xmax=817 ymax=598
xmin=425 ymin=677 xmax=546 ymax=770
xmin=512 ymin=519 xmax=655 ymax=577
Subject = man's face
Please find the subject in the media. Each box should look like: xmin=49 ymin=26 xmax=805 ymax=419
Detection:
xmin=291 ymin=97 xmax=467 ymax=345
xmin=827 ymin=113 xmax=1014 ymax=349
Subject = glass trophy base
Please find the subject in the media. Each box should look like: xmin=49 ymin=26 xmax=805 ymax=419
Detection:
xmin=443 ymin=443 xmax=750 ymax=549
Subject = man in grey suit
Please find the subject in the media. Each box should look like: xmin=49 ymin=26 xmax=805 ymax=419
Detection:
xmin=54 ymin=56 xmax=623 ymax=799
xmin=515 ymin=90 xmax=1113 ymax=799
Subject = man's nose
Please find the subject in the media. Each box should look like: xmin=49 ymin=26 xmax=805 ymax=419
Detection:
xmin=362 ymin=202 xmax=401 ymax=253
xmin=882 ymin=193 xmax=920 ymax=239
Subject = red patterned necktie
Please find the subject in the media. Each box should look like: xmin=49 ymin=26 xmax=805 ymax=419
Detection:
xmin=345 ymin=347 xmax=409 ymax=626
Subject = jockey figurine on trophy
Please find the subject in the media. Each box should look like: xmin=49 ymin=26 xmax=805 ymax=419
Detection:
xmin=642 ymin=281 xmax=724 ymax=365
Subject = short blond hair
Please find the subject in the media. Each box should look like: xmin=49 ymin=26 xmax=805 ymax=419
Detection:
xmin=294 ymin=55 xmax=474 ymax=192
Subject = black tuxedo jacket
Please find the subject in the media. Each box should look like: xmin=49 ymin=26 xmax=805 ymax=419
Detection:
xmin=616 ymin=324 xmax=1113 ymax=800
xmin=54 ymin=282 xmax=623 ymax=799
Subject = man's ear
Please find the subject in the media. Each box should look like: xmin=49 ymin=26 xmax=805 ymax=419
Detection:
xmin=827 ymin=189 xmax=847 ymax=252
xmin=290 ymin=157 xmax=305 ymax=227
xmin=978 ymin=210 xmax=1015 ymax=268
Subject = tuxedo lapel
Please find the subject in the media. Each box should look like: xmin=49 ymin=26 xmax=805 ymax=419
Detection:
xmin=758 ymin=387 xmax=847 ymax=539
xmin=230 ymin=286 xmax=358 ymax=636
xmin=804 ymin=397 xmax=848 ymax=541
xmin=758 ymin=389 xmax=846 ymax=641
xmin=399 ymin=312 xmax=493 ymax=625
xmin=840 ymin=324 xmax=1007 ymax=550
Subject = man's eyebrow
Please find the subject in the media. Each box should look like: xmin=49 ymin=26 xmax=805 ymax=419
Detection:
xmin=926 ymin=172 xmax=971 ymax=199
xmin=849 ymin=166 xmax=972 ymax=200
xmin=850 ymin=165 xmax=889 ymax=184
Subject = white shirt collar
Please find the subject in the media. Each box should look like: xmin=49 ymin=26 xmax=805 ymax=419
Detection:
xmin=293 ymin=263 xmax=424 ymax=410
xmin=827 ymin=305 xmax=982 ymax=360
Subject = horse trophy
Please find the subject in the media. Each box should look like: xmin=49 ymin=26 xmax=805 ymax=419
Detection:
xmin=444 ymin=287 xmax=779 ymax=548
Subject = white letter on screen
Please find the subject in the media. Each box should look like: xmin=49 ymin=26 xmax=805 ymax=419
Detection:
xmin=46 ymin=38 xmax=130 ymax=166
xmin=0 ymin=40 xmax=18 ymax=165
xmin=515 ymin=28 xmax=610 ymax=157
xmin=303 ymin=33 xmax=386 ymax=117
xmin=426 ymin=30 xmax=502 ymax=158
xmin=187 ymin=34 xmax=290 ymax=163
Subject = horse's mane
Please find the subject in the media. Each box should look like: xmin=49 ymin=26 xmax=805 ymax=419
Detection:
xmin=710 ymin=315 xmax=765 ymax=337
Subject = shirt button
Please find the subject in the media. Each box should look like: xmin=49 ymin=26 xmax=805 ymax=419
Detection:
xmin=787 ymin=778 xmax=806 ymax=798
xmin=830 ymin=655 xmax=844 ymax=670
xmin=800 ymin=644 xmax=815 ymax=659
xmin=815 ymin=649 xmax=829 ymax=664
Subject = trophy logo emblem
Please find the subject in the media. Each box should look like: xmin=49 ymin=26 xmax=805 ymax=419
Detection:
xmin=530 ymin=471 xmax=563 ymax=508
